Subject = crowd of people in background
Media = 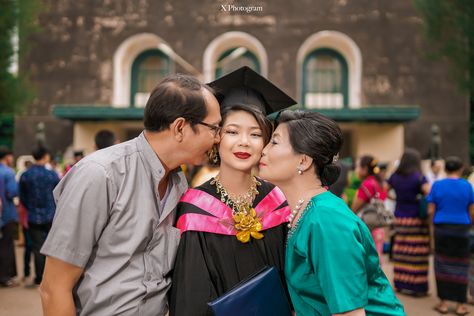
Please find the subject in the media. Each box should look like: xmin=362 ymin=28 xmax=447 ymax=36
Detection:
xmin=324 ymin=149 xmax=473 ymax=316
xmin=1 ymin=123 xmax=474 ymax=315
xmin=0 ymin=129 xmax=117 ymax=288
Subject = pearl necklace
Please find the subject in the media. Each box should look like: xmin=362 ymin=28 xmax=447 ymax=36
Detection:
xmin=287 ymin=198 xmax=306 ymax=228
xmin=287 ymin=187 xmax=325 ymax=228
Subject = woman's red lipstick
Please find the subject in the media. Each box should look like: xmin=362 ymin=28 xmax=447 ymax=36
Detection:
xmin=234 ymin=152 xmax=251 ymax=159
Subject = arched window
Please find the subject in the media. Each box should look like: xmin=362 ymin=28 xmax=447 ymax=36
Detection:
xmin=203 ymin=31 xmax=268 ymax=82
xmin=302 ymin=49 xmax=348 ymax=109
xmin=130 ymin=49 xmax=172 ymax=107
xmin=215 ymin=47 xmax=260 ymax=78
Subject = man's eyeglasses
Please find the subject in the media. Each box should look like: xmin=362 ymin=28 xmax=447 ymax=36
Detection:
xmin=197 ymin=121 xmax=221 ymax=137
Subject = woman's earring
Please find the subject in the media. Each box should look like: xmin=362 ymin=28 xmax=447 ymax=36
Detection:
xmin=208 ymin=146 xmax=219 ymax=164
xmin=297 ymin=166 xmax=303 ymax=175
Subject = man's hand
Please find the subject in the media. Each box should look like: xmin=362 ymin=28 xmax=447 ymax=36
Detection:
xmin=40 ymin=256 xmax=84 ymax=316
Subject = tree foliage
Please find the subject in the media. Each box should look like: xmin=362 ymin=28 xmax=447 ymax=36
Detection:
xmin=414 ymin=0 xmax=474 ymax=95
xmin=0 ymin=0 xmax=42 ymax=115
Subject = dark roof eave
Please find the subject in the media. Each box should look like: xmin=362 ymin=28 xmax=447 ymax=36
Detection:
xmin=268 ymin=106 xmax=420 ymax=122
xmin=53 ymin=105 xmax=420 ymax=123
xmin=53 ymin=105 xmax=144 ymax=121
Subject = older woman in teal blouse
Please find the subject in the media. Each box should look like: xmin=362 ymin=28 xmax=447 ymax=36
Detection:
xmin=259 ymin=110 xmax=405 ymax=316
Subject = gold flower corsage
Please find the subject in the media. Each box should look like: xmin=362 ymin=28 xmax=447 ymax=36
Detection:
xmin=233 ymin=207 xmax=264 ymax=243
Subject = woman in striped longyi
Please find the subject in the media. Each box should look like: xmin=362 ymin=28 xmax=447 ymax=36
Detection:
xmin=388 ymin=149 xmax=431 ymax=296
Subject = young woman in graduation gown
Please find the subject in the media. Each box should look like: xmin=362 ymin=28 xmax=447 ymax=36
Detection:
xmin=169 ymin=66 xmax=296 ymax=316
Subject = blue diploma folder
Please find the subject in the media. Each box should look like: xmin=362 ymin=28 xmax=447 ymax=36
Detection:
xmin=207 ymin=266 xmax=292 ymax=316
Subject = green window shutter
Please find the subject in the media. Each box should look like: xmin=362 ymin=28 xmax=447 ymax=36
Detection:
xmin=131 ymin=50 xmax=172 ymax=107
xmin=302 ymin=48 xmax=349 ymax=109
xmin=215 ymin=47 xmax=260 ymax=79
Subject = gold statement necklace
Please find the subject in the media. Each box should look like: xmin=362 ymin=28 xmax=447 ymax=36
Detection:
xmin=211 ymin=174 xmax=263 ymax=243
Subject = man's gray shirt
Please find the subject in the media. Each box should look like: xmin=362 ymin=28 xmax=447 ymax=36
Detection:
xmin=41 ymin=132 xmax=188 ymax=315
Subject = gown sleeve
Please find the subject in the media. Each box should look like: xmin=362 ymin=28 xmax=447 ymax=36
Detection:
xmin=169 ymin=230 xmax=217 ymax=316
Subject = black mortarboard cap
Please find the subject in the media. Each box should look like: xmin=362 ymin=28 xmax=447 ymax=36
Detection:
xmin=208 ymin=66 xmax=297 ymax=115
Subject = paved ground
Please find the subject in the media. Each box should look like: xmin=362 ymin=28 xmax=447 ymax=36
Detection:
xmin=1 ymin=246 xmax=473 ymax=315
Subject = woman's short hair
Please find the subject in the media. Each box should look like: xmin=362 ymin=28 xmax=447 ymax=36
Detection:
xmin=277 ymin=110 xmax=343 ymax=186
xmin=445 ymin=156 xmax=463 ymax=173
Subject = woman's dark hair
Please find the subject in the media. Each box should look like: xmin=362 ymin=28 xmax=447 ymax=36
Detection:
xmin=277 ymin=110 xmax=343 ymax=186
xmin=445 ymin=156 xmax=463 ymax=173
xmin=211 ymin=104 xmax=273 ymax=166
xmin=144 ymin=74 xmax=214 ymax=132
xmin=395 ymin=148 xmax=422 ymax=175
xmin=359 ymin=155 xmax=383 ymax=185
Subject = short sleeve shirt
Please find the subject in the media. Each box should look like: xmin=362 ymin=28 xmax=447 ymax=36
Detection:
xmin=285 ymin=191 xmax=405 ymax=316
xmin=388 ymin=172 xmax=427 ymax=217
xmin=41 ymin=132 xmax=188 ymax=316
xmin=427 ymin=178 xmax=474 ymax=225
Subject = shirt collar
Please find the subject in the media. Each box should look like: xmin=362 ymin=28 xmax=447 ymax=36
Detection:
xmin=136 ymin=131 xmax=187 ymax=192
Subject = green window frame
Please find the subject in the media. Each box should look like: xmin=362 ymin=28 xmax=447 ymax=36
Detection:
xmin=302 ymin=48 xmax=349 ymax=108
xmin=215 ymin=47 xmax=260 ymax=78
xmin=130 ymin=49 xmax=172 ymax=107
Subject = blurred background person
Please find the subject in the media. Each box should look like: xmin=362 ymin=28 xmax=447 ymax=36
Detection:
xmin=352 ymin=155 xmax=387 ymax=263
xmin=94 ymin=129 xmax=118 ymax=150
xmin=388 ymin=148 xmax=430 ymax=297
xmin=63 ymin=150 xmax=84 ymax=175
xmin=344 ymin=158 xmax=361 ymax=207
xmin=47 ymin=159 xmax=62 ymax=179
xmin=428 ymin=156 xmax=474 ymax=315
xmin=19 ymin=147 xmax=60 ymax=286
xmin=426 ymin=159 xmax=445 ymax=185
xmin=329 ymin=158 xmax=350 ymax=200
xmin=16 ymin=160 xmax=34 ymax=285
xmin=0 ymin=146 xmax=19 ymax=287
xmin=190 ymin=164 xmax=219 ymax=188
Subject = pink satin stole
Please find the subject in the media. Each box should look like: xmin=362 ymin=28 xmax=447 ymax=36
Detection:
xmin=176 ymin=186 xmax=290 ymax=235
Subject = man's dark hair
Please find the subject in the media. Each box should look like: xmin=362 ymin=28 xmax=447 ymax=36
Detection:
xmin=144 ymin=74 xmax=214 ymax=132
xmin=445 ymin=156 xmax=463 ymax=173
xmin=0 ymin=146 xmax=12 ymax=160
xmin=73 ymin=150 xmax=84 ymax=158
xmin=32 ymin=147 xmax=50 ymax=161
xmin=95 ymin=130 xmax=116 ymax=150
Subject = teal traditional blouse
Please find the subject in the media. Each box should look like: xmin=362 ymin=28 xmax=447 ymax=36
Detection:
xmin=285 ymin=191 xmax=405 ymax=316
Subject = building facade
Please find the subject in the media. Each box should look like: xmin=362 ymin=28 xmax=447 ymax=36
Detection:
xmin=15 ymin=0 xmax=469 ymax=164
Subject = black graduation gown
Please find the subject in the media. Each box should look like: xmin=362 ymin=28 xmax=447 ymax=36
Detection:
xmin=169 ymin=179 xmax=289 ymax=316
